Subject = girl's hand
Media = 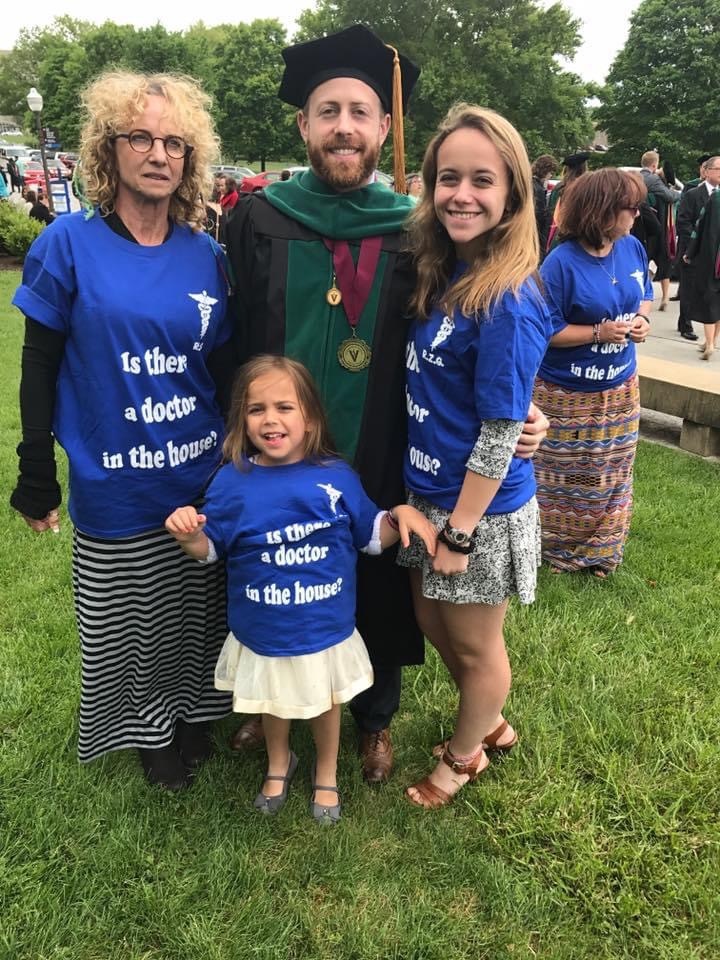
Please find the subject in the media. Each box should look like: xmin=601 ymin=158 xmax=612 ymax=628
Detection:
xmin=21 ymin=507 xmax=61 ymax=534
xmin=392 ymin=504 xmax=437 ymax=555
xmin=628 ymin=315 xmax=650 ymax=343
xmin=515 ymin=402 xmax=548 ymax=458
xmin=431 ymin=540 xmax=470 ymax=575
xmin=165 ymin=506 xmax=207 ymax=542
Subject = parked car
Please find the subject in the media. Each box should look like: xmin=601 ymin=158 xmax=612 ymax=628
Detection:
xmin=56 ymin=152 xmax=78 ymax=174
xmin=47 ymin=157 xmax=72 ymax=180
xmin=22 ymin=160 xmax=48 ymax=190
xmin=239 ymin=170 xmax=283 ymax=192
xmin=239 ymin=166 xmax=307 ymax=192
xmin=211 ymin=164 xmax=255 ymax=182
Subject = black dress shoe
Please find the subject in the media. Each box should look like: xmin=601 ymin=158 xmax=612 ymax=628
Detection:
xmin=138 ymin=745 xmax=190 ymax=792
xmin=174 ymin=719 xmax=214 ymax=770
xmin=669 ymin=294 xmax=680 ymax=301
xmin=680 ymin=330 xmax=699 ymax=341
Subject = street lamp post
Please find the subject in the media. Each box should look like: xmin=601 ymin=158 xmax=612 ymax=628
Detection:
xmin=26 ymin=87 xmax=55 ymax=214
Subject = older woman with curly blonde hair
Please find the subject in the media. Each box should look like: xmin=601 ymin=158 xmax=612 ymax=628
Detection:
xmin=11 ymin=71 xmax=234 ymax=790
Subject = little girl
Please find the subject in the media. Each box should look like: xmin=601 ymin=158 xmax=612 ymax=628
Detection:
xmin=398 ymin=104 xmax=553 ymax=808
xmin=166 ymin=355 xmax=436 ymax=823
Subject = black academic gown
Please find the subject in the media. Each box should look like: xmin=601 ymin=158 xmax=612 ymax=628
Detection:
xmin=226 ymin=191 xmax=423 ymax=667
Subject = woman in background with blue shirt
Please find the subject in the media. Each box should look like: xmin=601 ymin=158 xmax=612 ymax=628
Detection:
xmin=534 ymin=168 xmax=652 ymax=578
xmin=399 ymin=104 xmax=552 ymax=809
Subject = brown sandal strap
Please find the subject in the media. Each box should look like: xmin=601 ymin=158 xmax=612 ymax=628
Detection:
xmin=483 ymin=720 xmax=509 ymax=748
xmin=406 ymin=776 xmax=452 ymax=809
xmin=441 ymin=743 xmax=487 ymax=780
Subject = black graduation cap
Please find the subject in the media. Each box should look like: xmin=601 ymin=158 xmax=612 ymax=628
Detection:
xmin=697 ymin=154 xmax=713 ymax=166
xmin=278 ymin=25 xmax=420 ymax=193
xmin=562 ymin=152 xmax=590 ymax=169
xmin=278 ymin=25 xmax=420 ymax=116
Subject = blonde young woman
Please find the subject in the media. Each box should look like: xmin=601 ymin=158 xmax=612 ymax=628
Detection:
xmin=11 ymin=72 xmax=234 ymax=790
xmin=398 ymin=104 xmax=553 ymax=808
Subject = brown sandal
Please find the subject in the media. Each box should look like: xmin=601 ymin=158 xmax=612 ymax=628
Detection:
xmin=432 ymin=719 xmax=518 ymax=759
xmin=406 ymin=743 xmax=489 ymax=809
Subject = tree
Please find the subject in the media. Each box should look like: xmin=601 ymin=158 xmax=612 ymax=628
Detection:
xmin=0 ymin=17 xmax=90 ymax=136
xmin=295 ymin=0 xmax=592 ymax=169
xmin=213 ymin=20 xmax=299 ymax=167
xmin=596 ymin=0 xmax=720 ymax=176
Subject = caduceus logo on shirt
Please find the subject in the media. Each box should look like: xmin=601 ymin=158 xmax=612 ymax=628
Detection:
xmin=431 ymin=315 xmax=455 ymax=351
xmin=188 ymin=290 xmax=219 ymax=350
xmin=317 ymin=482 xmax=342 ymax=515
xmin=630 ymin=269 xmax=645 ymax=295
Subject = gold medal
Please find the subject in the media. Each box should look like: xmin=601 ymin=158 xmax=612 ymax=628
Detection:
xmin=337 ymin=335 xmax=371 ymax=372
xmin=326 ymin=285 xmax=342 ymax=306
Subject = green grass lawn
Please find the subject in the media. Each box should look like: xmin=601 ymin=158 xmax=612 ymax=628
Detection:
xmin=1 ymin=269 xmax=719 ymax=959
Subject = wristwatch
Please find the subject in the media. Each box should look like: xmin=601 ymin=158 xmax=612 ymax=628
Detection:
xmin=438 ymin=521 xmax=476 ymax=554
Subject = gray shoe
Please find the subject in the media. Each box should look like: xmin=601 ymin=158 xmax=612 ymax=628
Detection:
xmin=310 ymin=765 xmax=341 ymax=825
xmin=253 ymin=751 xmax=298 ymax=815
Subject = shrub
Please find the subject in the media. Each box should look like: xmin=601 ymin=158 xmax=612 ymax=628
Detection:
xmin=0 ymin=203 xmax=44 ymax=259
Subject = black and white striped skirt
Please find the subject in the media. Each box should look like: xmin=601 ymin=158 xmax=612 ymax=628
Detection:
xmin=72 ymin=527 xmax=232 ymax=762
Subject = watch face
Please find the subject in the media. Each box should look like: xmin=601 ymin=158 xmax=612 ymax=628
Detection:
xmin=446 ymin=526 xmax=471 ymax=546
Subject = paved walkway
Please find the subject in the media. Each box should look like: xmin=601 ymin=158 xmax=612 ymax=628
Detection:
xmin=642 ymin=279 xmax=717 ymax=380
xmin=638 ymin=280 xmax=719 ymax=454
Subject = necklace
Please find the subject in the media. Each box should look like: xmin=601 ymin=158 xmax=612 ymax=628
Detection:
xmin=595 ymin=244 xmax=618 ymax=284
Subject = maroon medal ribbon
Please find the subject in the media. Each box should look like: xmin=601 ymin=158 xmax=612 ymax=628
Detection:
xmin=323 ymin=236 xmax=382 ymax=371
xmin=323 ymin=236 xmax=383 ymax=329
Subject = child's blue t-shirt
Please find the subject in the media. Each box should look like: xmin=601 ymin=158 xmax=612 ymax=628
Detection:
xmin=538 ymin=234 xmax=653 ymax=391
xmin=404 ymin=273 xmax=552 ymax=514
xmin=202 ymin=458 xmax=381 ymax=657
xmin=13 ymin=212 xmax=231 ymax=537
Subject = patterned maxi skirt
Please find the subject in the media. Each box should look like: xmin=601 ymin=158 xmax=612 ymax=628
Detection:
xmin=73 ymin=527 xmax=232 ymax=762
xmin=532 ymin=374 xmax=640 ymax=573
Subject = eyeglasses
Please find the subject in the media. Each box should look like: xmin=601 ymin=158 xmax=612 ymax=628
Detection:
xmin=622 ymin=205 xmax=640 ymax=215
xmin=112 ymin=130 xmax=192 ymax=160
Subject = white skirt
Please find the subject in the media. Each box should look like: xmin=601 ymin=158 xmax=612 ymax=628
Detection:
xmin=214 ymin=629 xmax=374 ymax=720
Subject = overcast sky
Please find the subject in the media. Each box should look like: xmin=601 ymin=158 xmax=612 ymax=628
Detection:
xmin=0 ymin=0 xmax=641 ymax=86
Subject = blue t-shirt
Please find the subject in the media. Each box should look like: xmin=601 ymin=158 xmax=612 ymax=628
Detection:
xmin=202 ymin=458 xmax=381 ymax=657
xmin=538 ymin=234 xmax=653 ymax=391
xmin=404 ymin=274 xmax=552 ymax=514
xmin=13 ymin=212 xmax=231 ymax=536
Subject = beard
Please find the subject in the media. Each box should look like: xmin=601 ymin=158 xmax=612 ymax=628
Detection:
xmin=306 ymin=135 xmax=381 ymax=192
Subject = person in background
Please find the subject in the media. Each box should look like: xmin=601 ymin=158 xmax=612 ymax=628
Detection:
xmin=406 ymin=172 xmax=423 ymax=201
xmin=534 ymin=168 xmax=653 ymax=578
xmin=280 ymin=169 xmax=292 ymax=181
xmin=546 ymin=152 xmax=588 ymax=252
xmin=26 ymin=189 xmax=54 ymax=225
xmin=10 ymin=70 xmax=234 ymax=791
xmin=218 ymin=175 xmax=239 ymax=214
xmin=685 ymin=158 xmax=720 ymax=360
xmin=7 ymin=156 xmax=21 ymax=191
xmin=531 ymin=154 xmax=557 ymax=260
xmin=639 ymin=150 xmax=682 ymax=310
xmin=682 ymin=154 xmax=712 ymax=194
xmin=675 ymin=157 xmax=720 ymax=343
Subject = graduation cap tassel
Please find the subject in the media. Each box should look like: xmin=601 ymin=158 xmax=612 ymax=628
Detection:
xmin=386 ymin=43 xmax=406 ymax=194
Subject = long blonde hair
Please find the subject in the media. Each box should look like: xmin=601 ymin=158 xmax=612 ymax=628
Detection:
xmin=407 ymin=103 xmax=539 ymax=318
xmin=223 ymin=356 xmax=338 ymax=469
xmin=79 ymin=71 xmax=219 ymax=231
